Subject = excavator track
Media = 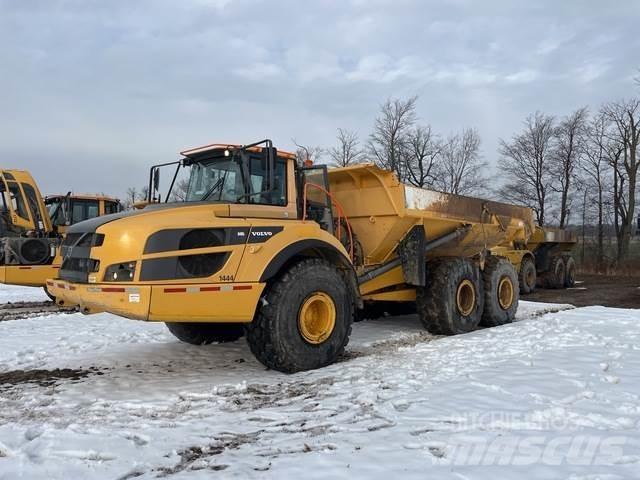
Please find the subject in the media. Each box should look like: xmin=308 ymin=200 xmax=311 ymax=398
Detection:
xmin=0 ymin=301 xmax=75 ymax=322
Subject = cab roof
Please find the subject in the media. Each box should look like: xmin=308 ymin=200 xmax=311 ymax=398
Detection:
xmin=180 ymin=142 xmax=296 ymax=160
xmin=44 ymin=194 xmax=121 ymax=203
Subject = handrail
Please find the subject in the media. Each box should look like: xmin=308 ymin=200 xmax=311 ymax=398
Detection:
xmin=302 ymin=181 xmax=354 ymax=261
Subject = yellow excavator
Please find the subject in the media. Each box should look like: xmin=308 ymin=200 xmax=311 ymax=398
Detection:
xmin=0 ymin=169 xmax=121 ymax=298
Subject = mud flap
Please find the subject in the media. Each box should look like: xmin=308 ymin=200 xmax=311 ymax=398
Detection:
xmin=398 ymin=226 xmax=426 ymax=287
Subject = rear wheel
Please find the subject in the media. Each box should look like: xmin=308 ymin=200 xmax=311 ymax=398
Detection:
xmin=539 ymin=255 xmax=565 ymax=289
xmin=417 ymin=258 xmax=483 ymax=335
xmin=480 ymin=256 xmax=519 ymax=327
xmin=246 ymin=259 xmax=353 ymax=373
xmin=165 ymin=322 xmax=244 ymax=345
xmin=518 ymin=256 xmax=537 ymax=294
xmin=563 ymin=255 xmax=576 ymax=287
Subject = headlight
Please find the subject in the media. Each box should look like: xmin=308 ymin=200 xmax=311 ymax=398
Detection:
xmin=104 ymin=261 xmax=137 ymax=282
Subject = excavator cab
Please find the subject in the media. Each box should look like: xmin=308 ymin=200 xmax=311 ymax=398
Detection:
xmin=0 ymin=169 xmax=51 ymax=235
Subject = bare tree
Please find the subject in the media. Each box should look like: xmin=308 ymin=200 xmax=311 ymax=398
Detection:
xmin=328 ymin=128 xmax=364 ymax=167
xmin=123 ymin=186 xmax=150 ymax=209
xmin=602 ymin=98 xmax=640 ymax=260
xmin=552 ymin=107 xmax=589 ymax=227
xmin=405 ymin=125 xmax=442 ymax=188
xmin=582 ymin=111 xmax=613 ymax=267
xmin=125 ymin=187 xmax=137 ymax=208
xmin=436 ymin=128 xmax=486 ymax=195
xmin=169 ymin=178 xmax=190 ymax=202
xmin=368 ymin=96 xmax=418 ymax=180
xmin=498 ymin=112 xmax=556 ymax=225
xmin=293 ymin=139 xmax=324 ymax=167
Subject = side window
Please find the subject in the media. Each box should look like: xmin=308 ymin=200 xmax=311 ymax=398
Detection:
xmin=86 ymin=201 xmax=99 ymax=219
xmin=22 ymin=183 xmax=44 ymax=227
xmin=71 ymin=200 xmax=100 ymax=224
xmin=248 ymin=158 xmax=287 ymax=206
xmin=104 ymin=201 xmax=119 ymax=215
xmin=71 ymin=202 xmax=85 ymax=224
xmin=8 ymin=182 xmax=29 ymax=220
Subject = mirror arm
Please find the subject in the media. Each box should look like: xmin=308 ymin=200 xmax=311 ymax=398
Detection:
xmin=165 ymin=162 xmax=182 ymax=203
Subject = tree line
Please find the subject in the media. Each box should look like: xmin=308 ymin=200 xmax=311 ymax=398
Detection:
xmin=302 ymin=90 xmax=638 ymax=265
xmin=125 ymin=80 xmax=639 ymax=266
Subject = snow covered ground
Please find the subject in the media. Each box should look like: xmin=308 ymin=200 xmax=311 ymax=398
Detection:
xmin=1 ymin=285 xmax=639 ymax=479
xmin=0 ymin=284 xmax=49 ymax=303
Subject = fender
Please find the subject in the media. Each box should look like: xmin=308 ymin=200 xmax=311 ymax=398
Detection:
xmin=259 ymin=238 xmax=361 ymax=307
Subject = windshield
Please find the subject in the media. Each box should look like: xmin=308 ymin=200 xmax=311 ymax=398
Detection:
xmin=185 ymin=157 xmax=287 ymax=206
xmin=47 ymin=198 xmax=64 ymax=225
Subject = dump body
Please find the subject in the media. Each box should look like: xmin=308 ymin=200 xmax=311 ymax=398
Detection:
xmin=328 ymin=164 xmax=535 ymax=264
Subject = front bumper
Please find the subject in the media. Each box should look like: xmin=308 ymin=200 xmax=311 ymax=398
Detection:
xmin=47 ymin=279 xmax=265 ymax=322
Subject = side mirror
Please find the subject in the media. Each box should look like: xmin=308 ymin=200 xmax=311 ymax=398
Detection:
xmin=153 ymin=168 xmax=160 ymax=195
xmin=64 ymin=191 xmax=72 ymax=226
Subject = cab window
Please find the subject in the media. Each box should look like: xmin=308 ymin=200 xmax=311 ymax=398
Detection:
xmin=71 ymin=200 xmax=100 ymax=224
xmin=248 ymin=158 xmax=287 ymax=206
xmin=7 ymin=182 xmax=29 ymax=220
xmin=22 ymin=183 xmax=44 ymax=227
xmin=104 ymin=201 xmax=120 ymax=215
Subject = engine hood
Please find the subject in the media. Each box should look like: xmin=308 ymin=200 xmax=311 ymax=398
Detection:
xmin=66 ymin=202 xmax=232 ymax=234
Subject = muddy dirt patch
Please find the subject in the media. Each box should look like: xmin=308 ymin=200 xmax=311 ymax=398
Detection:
xmin=525 ymin=274 xmax=640 ymax=308
xmin=0 ymin=367 xmax=104 ymax=389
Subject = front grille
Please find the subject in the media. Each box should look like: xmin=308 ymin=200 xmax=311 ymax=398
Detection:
xmin=60 ymin=256 xmax=100 ymax=283
xmin=77 ymin=233 xmax=105 ymax=248
xmin=62 ymin=233 xmax=83 ymax=248
xmin=60 ymin=232 xmax=104 ymax=283
xmin=61 ymin=233 xmax=105 ymax=262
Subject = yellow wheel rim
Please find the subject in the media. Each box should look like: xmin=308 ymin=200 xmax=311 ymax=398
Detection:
xmin=456 ymin=279 xmax=476 ymax=316
xmin=498 ymin=276 xmax=514 ymax=310
xmin=298 ymin=292 xmax=336 ymax=344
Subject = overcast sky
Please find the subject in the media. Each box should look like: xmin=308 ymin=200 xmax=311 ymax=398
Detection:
xmin=1 ymin=0 xmax=638 ymax=199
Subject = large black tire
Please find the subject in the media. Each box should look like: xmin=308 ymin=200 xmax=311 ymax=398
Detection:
xmin=480 ymin=256 xmax=519 ymax=327
xmin=563 ymin=254 xmax=576 ymax=287
xmin=518 ymin=256 xmax=537 ymax=294
xmin=165 ymin=322 xmax=244 ymax=345
xmin=539 ymin=255 xmax=565 ymax=289
xmin=417 ymin=258 xmax=484 ymax=335
xmin=245 ymin=259 xmax=354 ymax=373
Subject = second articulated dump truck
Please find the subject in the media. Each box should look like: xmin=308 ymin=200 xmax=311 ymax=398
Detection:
xmin=0 ymin=169 xmax=121 ymax=297
xmin=49 ymin=139 xmax=563 ymax=372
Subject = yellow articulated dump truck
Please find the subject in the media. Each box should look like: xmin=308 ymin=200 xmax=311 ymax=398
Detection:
xmin=49 ymin=139 xmax=548 ymax=372
xmin=0 ymin=169 xmax=121 ymax=298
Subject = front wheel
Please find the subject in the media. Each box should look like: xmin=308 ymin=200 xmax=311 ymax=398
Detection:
xmin=165 ymin=322 xmax=244 ymax=345
xmin=563 ymin=255 xmax=576 ymax=287
xmin=246 ymin=259 xmax=354 ymax=373
xmin=539 ymin=255 xmax=565 ymax=289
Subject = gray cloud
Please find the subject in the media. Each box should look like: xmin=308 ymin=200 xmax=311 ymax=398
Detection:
xmin=1 ymin=0 xmax=638 ymax=197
